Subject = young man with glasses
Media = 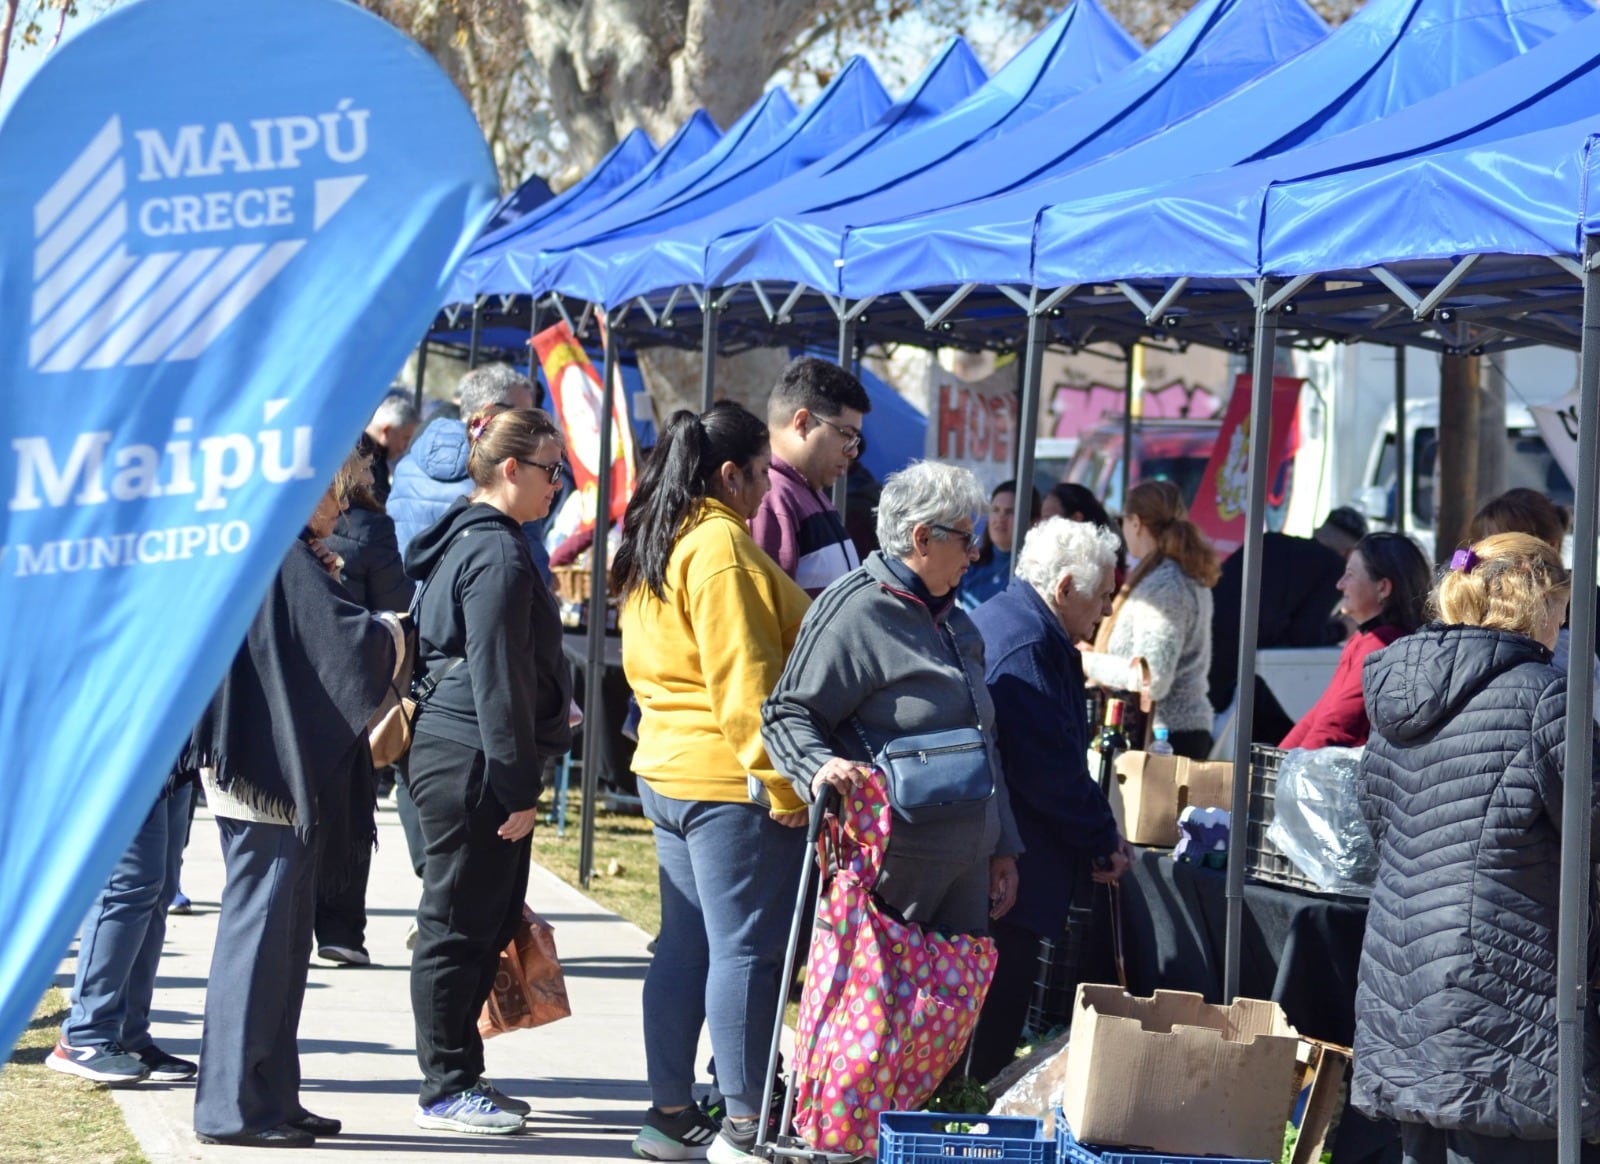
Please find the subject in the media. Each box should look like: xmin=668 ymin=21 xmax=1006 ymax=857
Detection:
xmin=752 ymin=357 xmax=872 ymax=597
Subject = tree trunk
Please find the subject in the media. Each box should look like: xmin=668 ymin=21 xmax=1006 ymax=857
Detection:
xmin=0 ymin=1 xmax=20 ymax=97
xmin=521 ymin=0 xmax=837 ymax=167
xmin=635 ymin=345 xmax=790 ymax=425
xmin=1477 ymin=350 xmax=1507 ymax=503
xmin=1435 ymin=353 xmax=1481 ymax=565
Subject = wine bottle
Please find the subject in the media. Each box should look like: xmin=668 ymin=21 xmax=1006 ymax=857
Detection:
xmin=1093 ymin=698 xmax=1128 ymax=795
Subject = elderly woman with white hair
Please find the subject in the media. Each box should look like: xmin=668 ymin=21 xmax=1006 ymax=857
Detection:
xmin=763 ymin=460 xmax=1023 ymax=936
xmin=965 ymin=517 xmax=1134 ymax=1081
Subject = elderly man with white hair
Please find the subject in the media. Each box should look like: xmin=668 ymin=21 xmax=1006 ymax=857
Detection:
xmin=965 ymin=516 xmax=1135 ymax=1082
xmin=763 ymin=460 xmax=1023 ymax=937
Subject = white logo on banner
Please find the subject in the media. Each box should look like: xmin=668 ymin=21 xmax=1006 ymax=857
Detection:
xmin=29 ymin=112 xmax=367 ymax=373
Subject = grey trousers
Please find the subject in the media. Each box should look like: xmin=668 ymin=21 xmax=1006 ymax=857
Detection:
xmin=193 ymin=817 xmax=316 ymax=1137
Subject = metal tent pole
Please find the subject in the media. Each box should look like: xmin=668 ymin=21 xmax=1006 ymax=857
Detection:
xmin=1557 ymin=238 xmax=1600 ymax=1162
xmin=1120 ymin=344 xmax=1136 ymax=510
xmin=1224 ymin=284 xmax=1279 ymax=1002
xmin=528 ymin=301 xmax=543 ymax=405
xmin=1395 ymin=348 xmax=1408 ymax=534
xmin=1010 ymin=303 xmax=1046 ymax=577
xmin=412 ymin=339 xmax=428 ymax=412
xmin=578 ymin=323 xmax=620 ymax=889
xmin=701 ymin=290 xmax=718 ymax=411
xmin=467 ymin=301 xmax=483 ymax=369
xmin=832 ymin=315 xmax=857 ymax=513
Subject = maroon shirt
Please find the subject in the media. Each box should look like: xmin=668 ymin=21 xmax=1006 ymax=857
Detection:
xmin=1281 ymin=622 xmax=1405 ymax=750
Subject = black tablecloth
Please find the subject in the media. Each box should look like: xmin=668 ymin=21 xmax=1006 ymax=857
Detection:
xmin=1117 ymin=848 xmax=1367 ymax=1045
xmin=1106 ymin=849 xmax=1398 ymax=1164
xmin=563 ymin=633 xmax=636 ymax=795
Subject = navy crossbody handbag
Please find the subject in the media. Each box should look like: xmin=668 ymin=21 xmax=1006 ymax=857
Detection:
xmin=853 ymin=626 xmax=995 ymax=823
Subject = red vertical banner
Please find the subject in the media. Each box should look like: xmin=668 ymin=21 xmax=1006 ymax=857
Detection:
xmin=531 ymin=320 xmax=637 ymax=532
xmin=1189 ymin=374 xmax=1302 ymax=555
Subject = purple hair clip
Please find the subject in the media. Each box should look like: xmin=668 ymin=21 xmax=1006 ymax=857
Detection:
xmin=1450 ymin=548 xmax=1479 ymax=573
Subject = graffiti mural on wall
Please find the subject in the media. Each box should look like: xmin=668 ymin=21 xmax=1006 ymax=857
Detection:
xmin=1048 ymin=378 xmax=1223 ymax=439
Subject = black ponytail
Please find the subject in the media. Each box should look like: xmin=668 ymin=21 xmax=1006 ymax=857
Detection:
xmin=611 ymin=400 xmax=769 ymax=601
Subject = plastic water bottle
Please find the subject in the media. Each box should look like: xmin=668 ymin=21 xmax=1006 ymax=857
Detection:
xmin=1149 ymin=724 xmax=1175 ymax=755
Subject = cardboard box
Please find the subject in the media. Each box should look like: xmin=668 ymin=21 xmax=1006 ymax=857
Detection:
xmin=1110 ymin=751 xmax=1233 ymax=847
xmin=1057 ymin=985 xmax=1300 ymax=1161
xmin=1290 ymin=1040 xmax=1352 ymax=1164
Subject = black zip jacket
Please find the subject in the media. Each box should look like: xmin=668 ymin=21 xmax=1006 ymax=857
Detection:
xmin=405 ymin=497 xmax=572 ymax=812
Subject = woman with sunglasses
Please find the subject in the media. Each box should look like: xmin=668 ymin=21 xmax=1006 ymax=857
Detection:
xmin=612 ymin=401 xmax=813 ymax=1164
xmin=403 ymin=406 xmax=573 ymax=1136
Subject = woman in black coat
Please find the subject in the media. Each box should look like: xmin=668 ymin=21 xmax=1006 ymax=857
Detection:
xmin=186 ymin=448 xmax=401 ymax=1148
xmin=1357 ymin=532 xmax=1600 ymax=1163
xmin=313 ymin=449 xmax=416 ymax=964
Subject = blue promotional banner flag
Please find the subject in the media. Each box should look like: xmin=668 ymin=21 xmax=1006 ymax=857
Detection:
xmin=0 ymin=0 xmax=497 ymax=1057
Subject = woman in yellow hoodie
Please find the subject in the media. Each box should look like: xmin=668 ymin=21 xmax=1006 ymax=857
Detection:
xmin=611 ymin=401 xmax=811 ymax=1164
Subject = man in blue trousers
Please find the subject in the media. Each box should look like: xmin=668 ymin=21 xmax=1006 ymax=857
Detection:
xmin=47 ymin=768 xmax=198 ymax=1085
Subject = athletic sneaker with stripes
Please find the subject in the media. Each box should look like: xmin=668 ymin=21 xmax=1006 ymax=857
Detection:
xmin=45 ymin=1039 xmax=150 ymax=1085
xmin=633 ymin=1104 xmax=720 ymax=1161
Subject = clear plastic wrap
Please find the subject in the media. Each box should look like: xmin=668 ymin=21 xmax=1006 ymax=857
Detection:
xmin=1266 ymin=746 xmax=1377 ymax=895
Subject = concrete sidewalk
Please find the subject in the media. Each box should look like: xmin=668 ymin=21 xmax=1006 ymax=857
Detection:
xmin=77 ymin=801 xmax=665 ymax=1162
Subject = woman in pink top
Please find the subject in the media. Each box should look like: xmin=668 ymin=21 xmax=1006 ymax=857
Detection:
xmin=1281 ymin=533 xmax=1431 ymax=750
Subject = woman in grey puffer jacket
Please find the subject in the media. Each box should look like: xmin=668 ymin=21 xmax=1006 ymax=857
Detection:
xmin=1357 ymin=532 xmax=1600 ymax=1163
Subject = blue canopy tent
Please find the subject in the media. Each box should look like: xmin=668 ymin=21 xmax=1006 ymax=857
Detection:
xmin=690 ymin=0 xmax=1327 ymax=313
xmin=1023 ymin=9 xmax=1600 ymax=320
xmin=532 ymin=57 xmax=896 ymax=304
xmin=446 ymin=113 xmax=722 ymax=308
xmin=934 ymin=26 xmax=1600 ymax=1154
xmin=831 ymin=0 xmax=1585 ymax=300
xmin=484 ymin=172 xmax=554 ymax=234
xmin=605 ymin=0 xmax=1143 ymax=306
xmin=591 ymin=36 xmax=989 ymax=312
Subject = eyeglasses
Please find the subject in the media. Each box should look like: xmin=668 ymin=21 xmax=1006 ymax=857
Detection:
xmin=516 ymin=458 xmax=565 ymax=485
xmin=930 ymin=523 xmax=980 ymax=553
xmin=812 ymin=414 xmax=863 ymax=452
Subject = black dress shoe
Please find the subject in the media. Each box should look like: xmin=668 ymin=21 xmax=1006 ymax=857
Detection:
xmin=195 ymin=1123 xmax=315 ymax=1148
xmin=288 ymin=1110 xmax=342 ymax=1137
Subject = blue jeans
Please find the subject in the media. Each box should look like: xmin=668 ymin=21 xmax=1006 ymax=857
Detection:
xmin=63 ymin=783 xmax=193 ymax=1051
xmin=638 ymin=782 xmax=804 ymax=1118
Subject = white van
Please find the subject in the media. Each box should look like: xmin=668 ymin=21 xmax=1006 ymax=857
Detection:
xmin=1354 ymin=399 xmax=1572 ymax=561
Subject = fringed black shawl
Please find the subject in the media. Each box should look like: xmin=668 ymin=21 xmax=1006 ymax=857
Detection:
xmin=184 ymin=536 xmax=394 ymax=884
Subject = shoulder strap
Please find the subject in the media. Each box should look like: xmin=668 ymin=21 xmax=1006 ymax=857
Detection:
xmin=409 ymin=527 xmax=475 ymax=701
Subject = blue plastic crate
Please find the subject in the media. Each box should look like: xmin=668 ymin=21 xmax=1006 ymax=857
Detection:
xmin=878 ymin=1111 xmax=1052 ymax=1164
xmin=1053 ymin=1110 xmax=1270 ymax=1164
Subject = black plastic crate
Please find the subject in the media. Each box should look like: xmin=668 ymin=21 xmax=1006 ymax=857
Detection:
xmin=1244 ymin=745 xmax=1322 ymax=893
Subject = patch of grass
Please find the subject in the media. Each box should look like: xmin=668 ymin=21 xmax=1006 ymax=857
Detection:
xmin=534 ymin=787 xmax=661 ymax=934
xmin=0 ymin=988 xmax=149 ymax=1164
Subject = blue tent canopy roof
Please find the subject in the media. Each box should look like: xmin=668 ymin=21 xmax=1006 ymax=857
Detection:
xmin=701 ymin=0 xmax=1143 ymax=294
xmin=1028 ymin=6 xmax=1600 ymax=285
xmin=709 ymin=0 xmax=1330 ymax=300
xmin=1261 ymin=119 xmax=1600 ymax=273
xmin=535 ymin=58 xmax=894 ymax=301
xmin=483 ymin=86 xmax=801 ymax=298
xmin=447 ymin=114 xmax=722 ymax=304
xmin=484 ymin=173 xmax=554 ymax=234
xmin=595 ymin=36 xmax=989 ymax=306
xmin=836 ymin=0 xmax=1582 ymax=299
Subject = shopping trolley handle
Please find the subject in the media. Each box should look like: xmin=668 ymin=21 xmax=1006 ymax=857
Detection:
xmin=808 ymin=783 xmax=840 ymax=840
